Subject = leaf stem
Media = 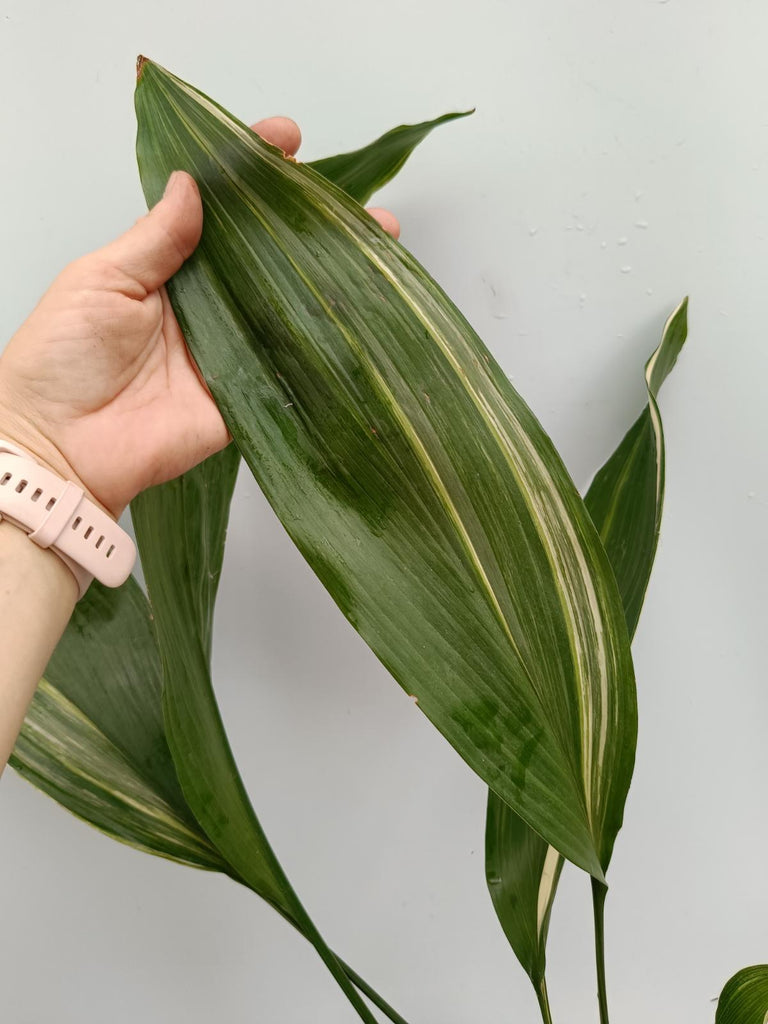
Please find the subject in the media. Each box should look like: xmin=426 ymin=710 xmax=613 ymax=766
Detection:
xmin=286 ymin=905 xmax=379 ymax=1023
xmin=339 ymin=958 xmax=413 ymax=1024
xmin=591 ymin=878 xmax=610 ymax=1024
xmin=234 ymin=874 xmax=410 ymax=1022
xmin=535 ymin=976 xmax=554 ymax=1024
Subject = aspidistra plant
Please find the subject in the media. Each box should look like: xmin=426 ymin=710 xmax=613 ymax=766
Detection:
xmin=133 ymin=56 xmax=635 ymax=1014
xmin=8 ymin=56 xmax=680 ymax=1023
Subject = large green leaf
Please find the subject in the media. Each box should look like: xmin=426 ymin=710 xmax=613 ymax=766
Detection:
xmin=716 ymin=966 xmax=768 ymax=1024
xmin=308 ymin=111 xmax=472 ymax=205
xmin=11 ymin=579 xmax=224 ymax=871
xmin=486 ymin=300 xmax=688 ymax=1005
xmin=135 ymin=58 xmax=636 ymax=881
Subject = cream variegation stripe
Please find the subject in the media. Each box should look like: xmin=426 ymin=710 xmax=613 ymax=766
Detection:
xmin=474 ymin=393 xmax=611 ymax=815
xmin=536 ymin=845 xmax=563 ymax=936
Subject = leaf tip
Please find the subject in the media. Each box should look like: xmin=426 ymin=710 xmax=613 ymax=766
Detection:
xmin=136 ymin=55 xmax=149 ymax=81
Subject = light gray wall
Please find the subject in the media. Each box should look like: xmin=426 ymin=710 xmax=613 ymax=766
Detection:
xmin=1 ymin=1 xmax=766 ymax=1021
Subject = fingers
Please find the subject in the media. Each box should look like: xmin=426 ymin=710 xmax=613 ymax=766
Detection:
xmin=367 ymin=207 xmax=401 ymax=240
xmin=249 ymin=118 xmax=400 ymax=239
xmin=250 ymin=117 xmax=302 ymax=156
xmin=96 ymin=171 xmax=203 ymax=294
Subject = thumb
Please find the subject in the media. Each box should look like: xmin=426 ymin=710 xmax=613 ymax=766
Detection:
xmin=97 ymin=171 xmax=203 ymax=293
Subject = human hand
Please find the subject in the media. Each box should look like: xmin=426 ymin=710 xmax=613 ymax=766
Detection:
xmin=0 ymin=117 xmax=400 ymax=520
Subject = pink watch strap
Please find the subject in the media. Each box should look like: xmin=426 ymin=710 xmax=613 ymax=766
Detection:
xmin=0 ymin=442 xmax=135 ymax=598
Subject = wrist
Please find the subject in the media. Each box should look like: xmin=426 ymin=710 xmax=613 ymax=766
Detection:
xmin=0 ymin=436 xmax=136 ymax=597
xmin=0 ymin=409 xmax=117 ymax=522
xmin=0 ymin=516 xmax=79 ymax=602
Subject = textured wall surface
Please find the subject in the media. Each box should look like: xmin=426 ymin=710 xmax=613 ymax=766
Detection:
xmin=1 ymin=2 xmax=766 ymax=1021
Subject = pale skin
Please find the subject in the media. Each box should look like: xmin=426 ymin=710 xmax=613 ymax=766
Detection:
xmin=0 ymin=117 xmax=400 ymax=770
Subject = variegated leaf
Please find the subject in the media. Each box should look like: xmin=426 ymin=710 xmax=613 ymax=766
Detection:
xmin=11 ymin=578 xmax=224 ymax=871
xmin=13 ymin=677 xmax=224 ymax=870
xmin=486 ymin=299 xmax=688 ymax=1006
xmin=135 ymin=58 xmax=637 ymax=880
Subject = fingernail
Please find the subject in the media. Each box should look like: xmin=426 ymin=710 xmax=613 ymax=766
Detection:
xmin=163 ymin=171 xmax=183 ymax=198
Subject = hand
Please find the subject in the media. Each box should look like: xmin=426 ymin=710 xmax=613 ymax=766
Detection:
xmin=0 ymin=117 xmax=400 ymax=520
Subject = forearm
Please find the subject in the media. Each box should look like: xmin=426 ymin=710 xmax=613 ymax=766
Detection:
xmin=0 ymin=519 xmax=78 ymax=770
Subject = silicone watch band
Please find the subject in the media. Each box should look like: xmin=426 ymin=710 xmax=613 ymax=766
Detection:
xmin=0 ymin=441 xmax=135 ymax=598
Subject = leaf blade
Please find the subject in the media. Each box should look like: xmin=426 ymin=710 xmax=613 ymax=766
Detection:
xmin=135 ymin=59 xmax=637 ymax=879
xmin=130 ymin=451 xmax=302 ymax=918
xmin=12 ymin=578 xmax=223 ymax=870
xmin=308 ymin=111 xmax=473 ymax=205
xmin=716 ymin=966 xmax=768 ymax=1024
xmin=485 ymin=791 xmax=563 ymax=984
xmin=12 ymin=677 xmax=224 ymax=870
xmin=585 ymin=298 xmax=689 ymax=636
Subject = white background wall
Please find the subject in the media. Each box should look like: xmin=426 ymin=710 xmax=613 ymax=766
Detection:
xmin=1 ymin=1 xmax=766 ymax=1021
